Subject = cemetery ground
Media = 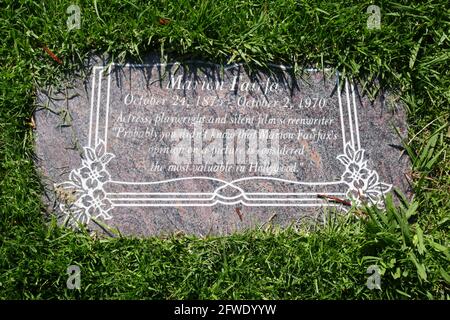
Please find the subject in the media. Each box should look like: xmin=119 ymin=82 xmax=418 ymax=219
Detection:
xmin=0 ymin=0 xmax=449 ymax=299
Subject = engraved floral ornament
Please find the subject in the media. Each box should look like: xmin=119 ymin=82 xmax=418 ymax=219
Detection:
xmin=56 ymin=140 xmax=392 ymax=225
xmin=56 ymin=140 xmax=115 ymax=226
xmin=337 ymin=143 xmax=392 ymax=207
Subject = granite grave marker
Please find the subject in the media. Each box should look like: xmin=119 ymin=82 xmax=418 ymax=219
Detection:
xmin=34 ymin=58 xmax=411 ymax=236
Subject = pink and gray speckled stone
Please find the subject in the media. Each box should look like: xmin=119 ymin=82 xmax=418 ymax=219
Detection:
xmin=34 ymin=57 xmax=412 ymax=237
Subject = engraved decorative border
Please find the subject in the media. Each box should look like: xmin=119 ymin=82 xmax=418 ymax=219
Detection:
xmin=56 ymin=63 xmax=392 ymax=225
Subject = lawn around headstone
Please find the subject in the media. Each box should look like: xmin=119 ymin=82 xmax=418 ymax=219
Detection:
xmin=1 ymin=1 xmax=449 ymax=299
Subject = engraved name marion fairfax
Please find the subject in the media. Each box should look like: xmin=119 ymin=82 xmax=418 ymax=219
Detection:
xmin=166 ymin=74 xmax=285 ymax=94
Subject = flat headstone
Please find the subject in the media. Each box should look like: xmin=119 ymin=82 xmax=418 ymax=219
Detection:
xmin=34 ymin=57 xmax=412 ymax=236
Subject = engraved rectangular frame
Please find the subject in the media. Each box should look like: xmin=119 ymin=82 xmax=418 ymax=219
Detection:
xmin=88 ymin=64 xmax=362 ymax=208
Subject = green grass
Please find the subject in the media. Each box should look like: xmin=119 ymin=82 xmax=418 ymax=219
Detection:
xmin=0 ymin=0 xmax=449 ymax=299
